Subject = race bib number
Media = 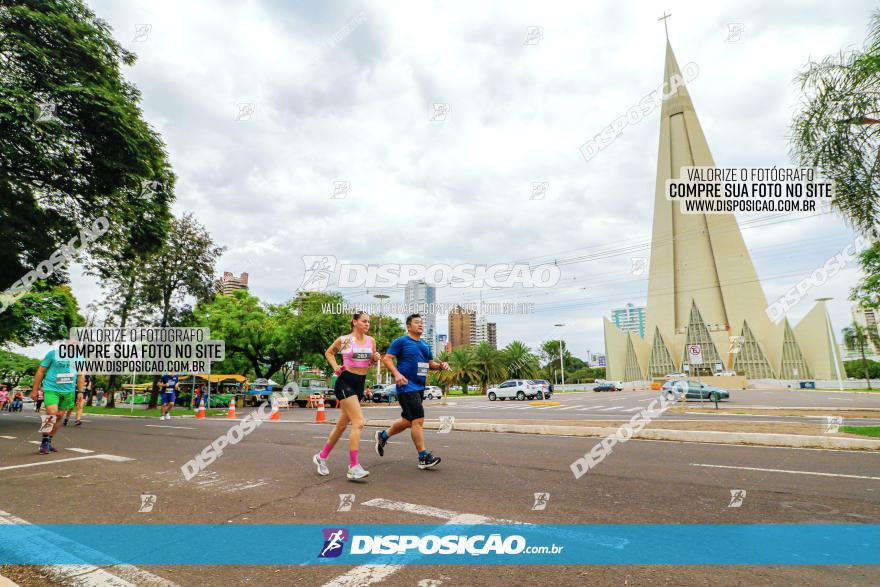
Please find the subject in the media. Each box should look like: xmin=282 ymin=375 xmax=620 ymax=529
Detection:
xmin=55 ymin=373 xmax=74 ymax=385
xmin=417 ymin=362 xmax=429 ymax=377
xmin=352 ymin=350 xmax=371 ymax=361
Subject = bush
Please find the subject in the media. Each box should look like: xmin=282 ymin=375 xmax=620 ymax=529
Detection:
xmin=844 ymin=359 xmax=880 ymax=380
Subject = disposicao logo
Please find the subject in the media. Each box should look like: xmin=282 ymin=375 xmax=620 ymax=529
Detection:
xmin=319 ymin=528 xmax=349 ymax=558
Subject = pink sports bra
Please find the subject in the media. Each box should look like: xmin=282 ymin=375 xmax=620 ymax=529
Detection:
xmin=341 ymin=335 xmax=374 ymax=369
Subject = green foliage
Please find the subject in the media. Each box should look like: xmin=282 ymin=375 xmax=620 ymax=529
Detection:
xmin=850 ymin=240 xmax=880 ymax=308
xmin=446 ymin=346 xmax=480 ymax=394
xmin=0 ymin=348 xmax=40 ymax=387
xmin=844 ymin=358 xmax=880 ymax=380
xmin=0 ymin=0 xmax=174 ymax=290
xmin=501 ymin=340 xmax=540 ymax=380
xmin=0 ymin=282 xmax=82 ymax=346
xmin=790 ymin=10 xmax=880 ymax=236
xmin=471 ymin=341 xmax=505 ymax=394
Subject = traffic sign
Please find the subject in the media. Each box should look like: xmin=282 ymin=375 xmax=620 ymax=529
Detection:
xmin=688 ymin=344 xmax=703 ymax=364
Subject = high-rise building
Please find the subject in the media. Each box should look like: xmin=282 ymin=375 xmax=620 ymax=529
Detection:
xmin=852 ymin=305 xmax=880 ymax=355
xmin=468 ymin=316 xmax=498 ymax=348
xmin=603 ymin=39 xmax=843 ymax=381
xmin=611 ymin=303 xmax=646 ymax=338
xmin=405 ymin=280 xmax=436 ymax=352
xmin=219 ymin=271 xmax=249 ymax=294
xmin=435 ymin=334 xmax=449 ymax=356
xmin=448 ymin=305 xmax=475 ymax=349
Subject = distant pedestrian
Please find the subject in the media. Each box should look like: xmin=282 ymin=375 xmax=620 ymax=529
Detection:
xmin=0 ymin=386 xmax=8 ymax=411
xmin=96 ymin=387 xmax=104 ymax=406
xmin=33 ymin=388 xmax=43 ymax=412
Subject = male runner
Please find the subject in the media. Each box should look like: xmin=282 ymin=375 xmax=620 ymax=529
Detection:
xmin=32 ymin=340 xmax=84 ymax=454
xmin=374 ymin=314 xmax=449 ymax=469
xmin=159 ymin=372 xmax=179 ymax=420
xmin=63 ymin=374 xmax=88 ymax=426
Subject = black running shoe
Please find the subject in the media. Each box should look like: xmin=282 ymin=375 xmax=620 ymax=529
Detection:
xmin=63 ymin=418 xmax=69 ymax=426
xmin=74 ymin=420 xmax=82 ymax=426
xmin=418 ymin=453 xmax=441 ymax=470
xmin=375 ymin=430 xmax=387 ymax=457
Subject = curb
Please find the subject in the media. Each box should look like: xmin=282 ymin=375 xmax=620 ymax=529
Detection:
xmin=364 ymin=419 xmax=880 ymax=451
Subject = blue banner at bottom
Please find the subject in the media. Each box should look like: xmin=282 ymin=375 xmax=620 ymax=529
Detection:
xmin=0 ymin=524 xmax=876 ymax=565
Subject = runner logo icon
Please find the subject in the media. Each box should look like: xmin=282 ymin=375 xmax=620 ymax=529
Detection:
xmin=319 ymin=528 xmax=349 ymax=558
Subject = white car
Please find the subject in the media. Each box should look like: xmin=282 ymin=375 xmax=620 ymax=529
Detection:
xmin=424 ymin=386 xmax=443 ymax=400
xmin=487 ymin=380 xmax=538 ymax=401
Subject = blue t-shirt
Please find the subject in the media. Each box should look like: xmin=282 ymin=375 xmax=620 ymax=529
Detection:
xmin=386 ymin=335 xmax=432 ymax=393
xmin=40 ymin=346 xmax=82 ymax=393
xmin=161 ymin=374 xmax=179 ymax=392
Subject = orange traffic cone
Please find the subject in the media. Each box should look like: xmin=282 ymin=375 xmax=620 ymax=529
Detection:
xmin=270 ymin=399 xmax=280 ymax=421
xmin=196 ymin=404 xmax=206 ymax=420
xmin=315 ymin=396 xmax=326 ymax=423
xmin=227 ymin=397 xmax=236 ymax=419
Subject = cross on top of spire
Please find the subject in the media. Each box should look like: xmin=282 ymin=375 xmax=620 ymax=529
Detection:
xmin=658 ymin=12 xmax=671 ymax=39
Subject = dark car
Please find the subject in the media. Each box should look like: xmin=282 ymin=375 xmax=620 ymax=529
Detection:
xmin=371 ymin=384 xmax=397 ymax=403
xmin=594 ymin=382 xmax=622 ymax=392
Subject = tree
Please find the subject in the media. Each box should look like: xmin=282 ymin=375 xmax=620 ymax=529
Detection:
xmin=0 ymin=349 xmax=40 ymax=388
xmin=0 ymin=0 xmax=174 ymax=292
xmin=193 ymin=290 xmax=351 ymax=381
xmin=851 ymin=240 xmax=880 ymax=309
xmin=0 ymin=282 xmax=81 ymax=347
xmin=501 ymin=341 xmax=541 ymax=380
xmin=791 ymin=11 xmax=880 ymax=237
xmin=447 ymin=346 xmax=479 ymax=394
xmin=140 ymin=213 xmax=224 ymax=408
xmin=539 ymin=339 xmax=576 ymax=382
xmin=471 ymin=341 xmax=505 ymax=395
xmin=842 ymin=322 xmax=879 ymax=389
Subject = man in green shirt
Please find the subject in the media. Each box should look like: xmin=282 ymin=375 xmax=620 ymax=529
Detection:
xmin=32 ymin=342 xmax=84 ymax=454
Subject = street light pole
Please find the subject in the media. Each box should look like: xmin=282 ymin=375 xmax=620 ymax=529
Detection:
xmin=554 ymin=323 xmax=566 ymax=390
xmin=374 ymin=294 xmax=390 ymax=383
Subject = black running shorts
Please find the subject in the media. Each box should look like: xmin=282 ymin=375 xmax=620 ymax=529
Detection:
xmin=397 ymin=390 xmax=425 ymax=421
xmin=334 ymin=370 xmax=366 ymax=401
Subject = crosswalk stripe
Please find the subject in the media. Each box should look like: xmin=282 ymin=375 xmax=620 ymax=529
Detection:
xmin=622 ymin=407 xmax=643 ymax=412
xmin=598 ymin=406 xmax=624 ymax=411
xmin=0 ymin=435 xmax=16 ymax=439
xmin=580 ymin=406 xmax=603 ymax=410
xmin=556 ymin=406 xmax=579 ymax=410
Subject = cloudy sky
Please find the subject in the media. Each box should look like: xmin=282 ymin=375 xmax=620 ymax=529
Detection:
xmin=22 ymin=0 xmax=875 ymax=362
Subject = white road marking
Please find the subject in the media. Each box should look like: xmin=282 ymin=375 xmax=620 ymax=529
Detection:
xmin=66 ymin=448 xmax=94 ymax=453
xmin=556 ymin=406 xmax=580 ymax=411
xmin=597 ymin=406 xmax=624 ymax=411
xmin=0 ymin=454 xmax=133 ymax=471
xmin=145 ymin=425 xmax=196 ymax=430
xmin=691 ymin=463 xmax=880 ymax=481
xmin=622 ymin=407 xmax=644 ymax=412
xmin=0 ymin=509 xmax=178 ymax=587
xmin=0 ymin=435 xmax=16 ymax=439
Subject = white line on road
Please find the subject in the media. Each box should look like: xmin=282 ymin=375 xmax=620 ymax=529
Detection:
xmin=597 ymin=406 xmax=624 ymax=411
xmin=145 ymin=425 xmax=196 ymax=430
xmin=0 ymin=435 xmax=16 ymax=439
xmin=323 ymin=500 xmax=519 ymax=587
xmin=66 ymin=448 xmax=94 ymax=453
xmin=622 ymin=407 xmax=644 ymax=412
xmin=0 ymin=509 xmax=178 ymax=587
xmin=691 ymin=463 xmax=880 ymax=481
xmin=556 ymin=406 xmax=580 ymax=411
xmin=0 ymin=454 xmax=133 ymax=471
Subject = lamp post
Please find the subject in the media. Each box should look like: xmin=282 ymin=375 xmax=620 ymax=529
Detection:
xmin=554 ymin=323 xmax=566 ymax=390
xmin=373 ymin=294 xmax=390 ymax=383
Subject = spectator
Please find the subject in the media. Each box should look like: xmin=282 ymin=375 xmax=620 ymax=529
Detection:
xmin=96 ymin=387 xmax=104 ymax=407
xmin=11 ymin=390 xmax=24 ymax=412
xmin=0 ymin=386 xmax=8 ymax=411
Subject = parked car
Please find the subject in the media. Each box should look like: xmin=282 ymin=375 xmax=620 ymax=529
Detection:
xmin=371 ymin=384 xmax=398 ymax=403
xmin=293 ymin=378 xmax=337 ymax=408
xmin=528 ymin=379 xmax=553 ymax=399
xmin=593 ymin=382 xmax=622 ymax=392
xmin=661 ymin=379 xmax=729 ymax=401
xmin=424 ymin=386 xmax=443 ymax=400
xmin=487 ymin=380 xmax=538 ymax=401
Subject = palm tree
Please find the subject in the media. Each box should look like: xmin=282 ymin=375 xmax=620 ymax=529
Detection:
xmin=791 ymin=11 xmax=880 ymax=237
xmin=502 ymin=341 xmax=540 ymax=379
xmin=429 ymin=349 xmax=454 ymax=402
xmin=842 ymin=322 xmax=878 ymax=389
xmin=472 ymin=342 xmax=505 ymax=395
xmin=447 ymin=346 xmax=479 ymax=395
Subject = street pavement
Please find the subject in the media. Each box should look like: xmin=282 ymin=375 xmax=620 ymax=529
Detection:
xmin=0 ymin=404 xmax=878 ymax=586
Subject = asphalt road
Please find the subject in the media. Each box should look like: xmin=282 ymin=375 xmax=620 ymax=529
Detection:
xmin=0 ymin=407 xmax=878 ymax=586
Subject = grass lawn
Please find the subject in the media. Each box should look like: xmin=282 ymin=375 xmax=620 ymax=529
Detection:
xmin=82 ymin=406 xmax=226 ymax=418
xmin=839 ymin=426 xmax=880 ymax=438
